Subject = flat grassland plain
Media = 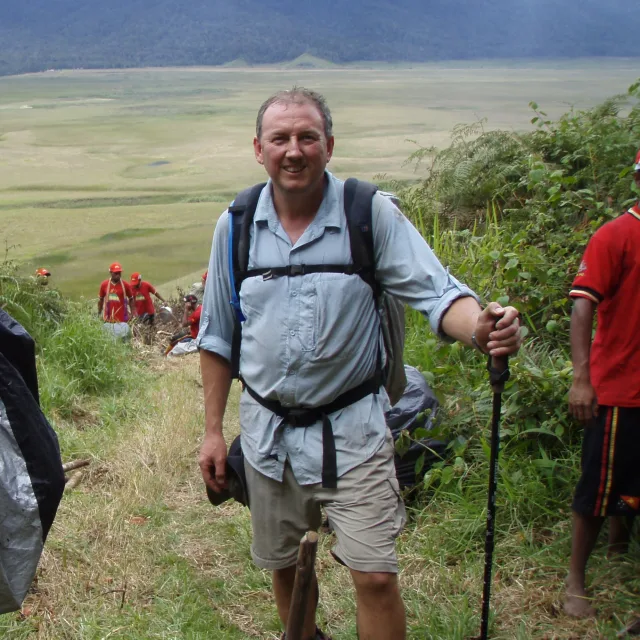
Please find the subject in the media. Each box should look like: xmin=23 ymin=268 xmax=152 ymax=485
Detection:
xmin=1 ymin=59 xmax=638 ymax=298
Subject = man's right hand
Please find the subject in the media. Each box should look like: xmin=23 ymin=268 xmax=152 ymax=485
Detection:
xmin=569 ymin=379 xmax=599 ymax=422
xmin=199 ymin=431 xmax=228 ymax=493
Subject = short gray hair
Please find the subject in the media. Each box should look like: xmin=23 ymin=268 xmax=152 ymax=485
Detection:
xmin=256 ymin=87 xmax=333 ymax=140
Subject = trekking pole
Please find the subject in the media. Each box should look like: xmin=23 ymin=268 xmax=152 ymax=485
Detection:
xmin=473 ymin=354 xmax=510 ymax=640
xmin=285 ymin=531 xmax=319 ymax=640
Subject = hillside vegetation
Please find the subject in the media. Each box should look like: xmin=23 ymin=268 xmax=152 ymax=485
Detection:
xmin=0 ymin=84 xmax=638 ymax=638
xmin=1 ymin=0 xmax=640 ymax=76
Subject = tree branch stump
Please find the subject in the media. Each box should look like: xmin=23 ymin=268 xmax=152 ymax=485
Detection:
xmin=285 ymin=531 xmax=319 ymax=640
xmin=64 ymin=470 xmax=84 ymax=491
xmin=62 ymin=459 xmax=91 ymax=473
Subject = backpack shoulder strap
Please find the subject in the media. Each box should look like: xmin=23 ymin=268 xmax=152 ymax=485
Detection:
xmin=344 ymin=177 xmax=379 ymax=294
xmin=228 ymin=182 xmax=266 ymax=379
xmin=229 ymin=182 xmax=267 ymax=276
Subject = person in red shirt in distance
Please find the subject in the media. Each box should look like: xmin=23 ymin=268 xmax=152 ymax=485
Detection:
xmin=183 ymin=294 xmax=202 ymax=339
xmin=34 ymin=268 xmax=51 ymax=285
xmin=166 ymin=294 xmax=202 ymax=357
xmin=98 ymin=263 xmax=135 ymax=338
xmin=565 ymin=151 xmax=640 ymax=618
xmin=130 ymin=273 xmax=166 ymax=325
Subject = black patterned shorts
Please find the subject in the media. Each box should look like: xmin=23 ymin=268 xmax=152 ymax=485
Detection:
xmin=572 ymin=406 xmax=640 ymax=517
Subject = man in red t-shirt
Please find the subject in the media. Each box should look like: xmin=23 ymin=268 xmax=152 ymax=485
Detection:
xmin=564 ymin=152 xmax=640 ymax=618
xmin=166 ymin=295 xmax=202 ymax=357
xmin=130 ymin=273 xmax=166 ymax=325
xmin=98 ymin=263 xmax=135 ymax=325
xmin=182 ymin=294 xmax=202 ymax=339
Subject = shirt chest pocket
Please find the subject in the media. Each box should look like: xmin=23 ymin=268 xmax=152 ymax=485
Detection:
xmin=298 ymin=274 xmax=374 ymax=360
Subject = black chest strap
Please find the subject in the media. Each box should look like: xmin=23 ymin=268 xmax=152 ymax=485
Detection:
xmin=243 ymin=375 xmax=382 ymax=489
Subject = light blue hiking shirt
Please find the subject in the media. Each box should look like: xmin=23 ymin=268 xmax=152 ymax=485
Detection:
xmin=197 ymin=171 xmax=479 ymax=485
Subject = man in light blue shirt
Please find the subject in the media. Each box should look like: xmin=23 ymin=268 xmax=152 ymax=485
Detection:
xmin=197 ymin=88 xmax=522 ymax=640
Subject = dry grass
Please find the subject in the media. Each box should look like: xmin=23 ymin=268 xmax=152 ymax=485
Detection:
xmin=1 ymin=352 xmax=637 ymax=638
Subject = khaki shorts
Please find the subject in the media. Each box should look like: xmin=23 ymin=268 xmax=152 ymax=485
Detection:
xmin=245 ymin=433 xmax=406 ymax=573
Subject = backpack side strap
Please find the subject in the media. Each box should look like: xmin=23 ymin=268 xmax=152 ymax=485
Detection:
xmin=229 ymin=182 xmax=267 ymax=378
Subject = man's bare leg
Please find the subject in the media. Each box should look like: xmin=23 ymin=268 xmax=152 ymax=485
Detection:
xmin=273 ymin=565 xmax=318 ymax=639
xmin=564 ymin=511 xmax=604 ymax=618
xmin=350 ymin=570 xmax=406 ymax=640
xmin=608 ymin=516 xmax=634 ymax=557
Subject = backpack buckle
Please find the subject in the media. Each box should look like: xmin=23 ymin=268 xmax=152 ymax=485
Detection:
xmin=289 ymin=264 xmax=305 ymax=276
xmin=262 ymin=270 xmax=274 ymax=281
xmin=286 ymin=408 xmax=316 ymax=427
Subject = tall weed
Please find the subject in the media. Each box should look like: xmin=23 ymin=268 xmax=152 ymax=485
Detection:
xmin=38 ymin=312 xmax=134 ymax=417
xmin=0 ymin=259 xmax=136 ymax=419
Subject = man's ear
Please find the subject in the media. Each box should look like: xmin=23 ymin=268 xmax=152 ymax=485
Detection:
xmin=254 ymin=137 xmax=264 ymax=165
xmin=326 ymin=135 xmax=335 ymax=163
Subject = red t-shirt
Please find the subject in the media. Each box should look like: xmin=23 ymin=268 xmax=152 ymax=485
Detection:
xmin=99 ymin=279 xmax=133 ymax=323
xmin=132 ymin=281 xmax=157 ymax=316
xmin=189 ymin=305 xmax=202 ymax=339
xmin=569 ymin=206 xmax=640 ymax=406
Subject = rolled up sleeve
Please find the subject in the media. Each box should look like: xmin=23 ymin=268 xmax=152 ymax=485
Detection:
xmin=372 ymin=194 xmax=480 ymax=340
xmin=196 ymin=210 xmax=235 ymax=360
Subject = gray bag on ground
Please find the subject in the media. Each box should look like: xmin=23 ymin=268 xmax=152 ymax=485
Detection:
xmin=385 ymin=365 xmax=448 ymax=490
xmin=0 ymin=310 xmax=65 ymax=614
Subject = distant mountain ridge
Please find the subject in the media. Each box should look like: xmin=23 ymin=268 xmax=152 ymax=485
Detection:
xmin=1 ymin=0 xmax=639 ymax=76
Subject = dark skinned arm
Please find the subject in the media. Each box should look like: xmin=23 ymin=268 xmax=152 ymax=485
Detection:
xmin=569 ymin=297 xmax=598 ymax=422
xmin=182 ymin=303 xmax=193 ymax=327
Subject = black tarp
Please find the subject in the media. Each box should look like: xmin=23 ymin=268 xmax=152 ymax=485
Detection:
xmin=0 ymin=310 xmax=65 ymax=613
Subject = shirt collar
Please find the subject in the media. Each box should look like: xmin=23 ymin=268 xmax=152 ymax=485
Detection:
xmin=253 ymin=171 xmax=344 ymax=232
xmin=628 ymin=203 xmax=640 ymax=221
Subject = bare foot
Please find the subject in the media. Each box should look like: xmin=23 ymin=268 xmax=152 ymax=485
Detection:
xmin=617 ymin=617 xmax=640 ymax=637
xmin=564 ymin=584 xmax=596 ymax=618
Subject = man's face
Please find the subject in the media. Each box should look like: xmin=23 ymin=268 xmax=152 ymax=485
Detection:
xmin=111 ymin=271 xmax=122 ymax=283
xmin=254 ymin=101 xmax=334 ymax=196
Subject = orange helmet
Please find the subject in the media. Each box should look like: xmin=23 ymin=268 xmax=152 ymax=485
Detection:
xmin=35 ymin=268 xmax=51 ymax=277
xmin=130 ymin=272 xmax=142 ymax=283
xmin=202 ymin=270 xmax=208 ymax=282
xmin=109 ymin=262 xmax=123 ymax=273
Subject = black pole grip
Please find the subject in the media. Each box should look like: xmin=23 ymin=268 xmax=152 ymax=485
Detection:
xmin=487 ymin=355 xmax=509 ymax=394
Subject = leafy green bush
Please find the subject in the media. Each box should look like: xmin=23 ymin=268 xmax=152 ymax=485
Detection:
xmin=0 ymin=263 xmax=67 ymax=344
xmin=398 ymin=79 xmax=640 ymax=509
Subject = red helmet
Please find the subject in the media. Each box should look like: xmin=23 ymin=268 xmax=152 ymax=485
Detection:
xmin=130 ymin=272 xmax=142 ymax=283
xmin=109 ymin=262 xmax=123 ymax=273
xmin=35 ymin=268 xmax=51 ymax=277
